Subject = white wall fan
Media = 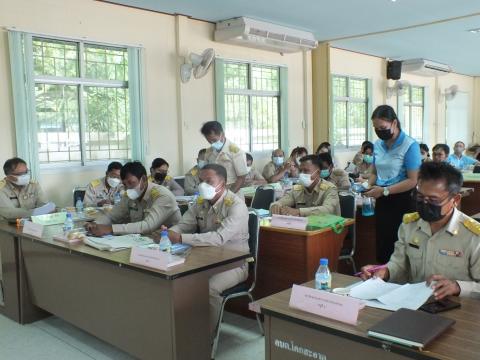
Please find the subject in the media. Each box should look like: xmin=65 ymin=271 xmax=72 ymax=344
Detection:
xmin=386 ymin=80 xmax=411 ymax=98
xmin=180 ymin=48 xmax=215 ymax=83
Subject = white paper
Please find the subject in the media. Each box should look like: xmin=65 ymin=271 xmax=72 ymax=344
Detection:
xmin=349 ymin=278 xmax=401 ymax=300
xmin=22 ymin=221 xmax=44 ymax=238
xmin=175 ymin=196 xmax=195 ymax=202
xmin=84 ymin=234 xmax=153 ymax=252
xmin=32 ymin=202 xmax=56 ymax=216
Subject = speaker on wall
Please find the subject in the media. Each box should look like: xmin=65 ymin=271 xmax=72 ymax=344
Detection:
xmin=387 ymin=61 xmax=402 ymax=80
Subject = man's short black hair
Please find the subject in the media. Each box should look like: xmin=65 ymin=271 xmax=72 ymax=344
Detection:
xmin=299 ymin=154 xmax=321 ymax=169
xmin=200 ymin=121 xmax=223 ymax=136
xmin=107 ymin=161 xmax=123 ymax=173
xmin=432 ymin=143 xmax=450 ymax=156
xmin=198 ymin=148 xmax=207 ymax=156
xmin=418 ymin=161 xmax=463 ymax=194
xmin=316 ymin=142 xmax=331 ymax=154
xmin=317 ymin=152 xmax=333 ymax=167
xmin=201 ymin=164 xmax=227 ymax=182
xmin=419 ymin=143 xmax=429 ymax=153
xmin=362 ymin=141 xmax=374 ymax=153
xmin=151 ymin=158 xmax=169 ymax=169
xmin=246 ymin=153 xmax=253 ymax=162
xmin=3 ymin=157 xmax=27 ymax=176
xmin=454 ymin=141 xmax=465 ymax=147
xmin=120 ymin=161 xmax=147 ymax=180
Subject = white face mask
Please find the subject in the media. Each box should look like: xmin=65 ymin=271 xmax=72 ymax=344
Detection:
xmin=126 ymin=179 xmax=144 ymax=200
xmin=13 ymin=174 xmax=30 ymax=186
xmin=198 ymin=182 xmax=219 ymax=200
xmin=273 ymin=156 xmax=284 ymax=166
xmin=107 ymin=177 xmax=121 ymax=188
xmin=299 ymin=170 xmax=318 ymax=188
xmin=197 ymin=160 xmax=207 ymax=169
xmin=211 ymin=140 xmax=224 ymax=151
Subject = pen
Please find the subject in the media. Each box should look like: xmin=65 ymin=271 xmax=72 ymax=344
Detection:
xmin=354 ymin=264 xmax=387 ymax=277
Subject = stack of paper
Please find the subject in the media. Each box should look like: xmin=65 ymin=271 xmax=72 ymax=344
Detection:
xmin=84 ymin=234 xmax=153 ymax=252
xmin=349 ymin=278 xmax=434 ymax=311
xmin=175 ymin=195 xmax=195 ymax=203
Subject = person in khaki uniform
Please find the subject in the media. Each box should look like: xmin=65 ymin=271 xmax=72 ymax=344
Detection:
xmin=201 ymin=121 xmax=248 ymax=193
xmin=166 ymin=164 xmax=249 ymax=336
xmin=148 ymin=158 xmax=184 ymax=196
xmin=361 ymin=162 xmax=480 ymax=300
xmin=184 ymin=148 xmax=207 ymax=195
xmin=352 ymin=141 xmax=374 ymax=181
xmin=0 ymin=157 xmax=50 ymax=221
xmin=86 ymin=161 xmax=181 ymax=236
xmin=262 ymin=149 xmax=296 ymax=183
xmin=318 ymin=152 xmax=351 ymax=190
xmin=83 ymin=161 xmax=124 ymax=207
xmin=271 ymin=155 xmax=341 ymax=216
xmin=244 ymin=153 xmax=266 ymax=187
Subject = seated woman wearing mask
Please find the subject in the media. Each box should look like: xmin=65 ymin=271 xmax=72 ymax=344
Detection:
xmin=352 ymin=141 xmax=374 ymax=181
xmin=270 ymin=155 xmax=340 ymax=216
xmin=148 ymin=158 xmax=184 ymax=196
xmin=288 ymin=146 xmax=308 ymax=178
xmin=318 ymin=153 xmax=351 ymax=190
xmin=420 ymin=143 xmax=431 ymax=163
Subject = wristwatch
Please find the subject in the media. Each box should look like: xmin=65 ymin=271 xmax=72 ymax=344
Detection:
xmin=383 ymin=187 xmax=390 ymax=197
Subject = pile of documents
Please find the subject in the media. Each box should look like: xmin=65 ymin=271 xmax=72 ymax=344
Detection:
xmin=84 ymin=234 xmax=153 ymax=252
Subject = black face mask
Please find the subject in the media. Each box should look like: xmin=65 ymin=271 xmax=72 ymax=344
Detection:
xmin=154 ymin=172 xmax=167 ymax=183
xmin=416 ymin=200 xmax=446 ymax=222
xmin=375 ymin=128 xmax=393 ymax=141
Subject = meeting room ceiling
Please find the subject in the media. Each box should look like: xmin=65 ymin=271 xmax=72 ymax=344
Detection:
xmin=102 ymin=0 xmax=480 ymax=75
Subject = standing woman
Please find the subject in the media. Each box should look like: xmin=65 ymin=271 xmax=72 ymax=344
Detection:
xmin=364 ymin=105 xmax=421 ymax=263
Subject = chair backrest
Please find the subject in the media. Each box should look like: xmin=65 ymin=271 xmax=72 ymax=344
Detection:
xmin=250 ymin=186 xmax=275 ymax=210
xmin=73 ymin=187 xmax=86 ymax=206
xmin=174 ymin=176 xmax=185 ymax=189
xmin=338 ymin=191 xmax=356 ymax=219
xmin=247 ymin=211 xmax=260 ymax=281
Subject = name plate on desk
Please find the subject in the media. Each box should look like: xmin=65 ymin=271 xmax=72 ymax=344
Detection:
xmin=22 ymin=221 xmax=44 ymax=238
xmin=130 ymin=246 xmax=185 ymax=271
xmin=289 ymin=284 xmax=364 ymax=325
xmin=271 ymin=214 xmax=307 ymax=230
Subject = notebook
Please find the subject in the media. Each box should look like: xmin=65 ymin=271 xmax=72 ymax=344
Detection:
xmin=368 ymin=308 xmax=455 ymax=350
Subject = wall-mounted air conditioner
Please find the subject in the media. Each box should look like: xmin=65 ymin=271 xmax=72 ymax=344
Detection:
xmin=402 ymin=58 xmax=452 ymax=77
xmin=214 ymin=17 xmax=318 ymax=53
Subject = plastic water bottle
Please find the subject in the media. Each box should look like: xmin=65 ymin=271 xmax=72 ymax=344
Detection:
xmin=75 ymin=198 xmax=84 ymax=214
xmin=63 ymin=213 xmax=74 ymax=234
xmin=315 ymin=258 xmax=332 ymax=290
xmin=159 ymin=230 xmax=172 ymax=252
xmin=189 ymin=191 xmax=199 ymax=208
xmin=114 ymin=192 xmax=122 ymax=205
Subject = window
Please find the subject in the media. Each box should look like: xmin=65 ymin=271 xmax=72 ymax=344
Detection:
xmin=332 ymin=75 xmax=369 ymax=149
xmin=222 ymin=62 xmax=281 ymax=152
xmin=403 ymin=85 xmax=424 ymax=142
xmin=32 ymin=38 xmax=131 ymax=164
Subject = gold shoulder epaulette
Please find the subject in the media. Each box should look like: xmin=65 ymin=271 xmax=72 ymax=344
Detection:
xmin=197 ymin=196 xmax=204 ymax=205
xmin=191 ymin=168 xmax=198 ymax=176
xmin=320 ymin=181 xmax=334 ymax=190
xmin=293 ymin=184 xmax=303 ymax=191
xmin=229 ymin=144 xmax=239 ymax=154
xmin=403 ymin=212 xmax=420 ymax=224
xmin=463 ymin=218 xmax=480 ymax=236
xmin=90 ymin=179 xmax=101 ymax=187
xmin=0 ymin=179 xmax=6 ymax=189
xmin=224 ymin=196 xmax=234 ymax=207
xmin=147 ymin=175 xmax=154 ymax=183
xmin=150 ymin=187 xmax=161 ymax=200
xmin=165 ymin=175 xmax=172 ymax=181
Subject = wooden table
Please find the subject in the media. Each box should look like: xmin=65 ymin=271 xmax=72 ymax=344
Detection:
xmin=258 ymin=273 xmax=480 ymax=360
xmin=0 ymin=226 xmax=22 ymax=322
xmin=459 ymin=175 xmax=480 ymax=216
xmin=0 ymin=223 xmax=249 ymax=360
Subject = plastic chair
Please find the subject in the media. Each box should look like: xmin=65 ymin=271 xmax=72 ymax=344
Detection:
xmin=250 ymin=186 xmax=275 ymax=211
xmin=73 ymin=186 xmax=87 ymax=206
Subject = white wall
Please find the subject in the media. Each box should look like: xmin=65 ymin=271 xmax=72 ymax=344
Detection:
xmin=0 ymin=0 xmax=312 ymax=206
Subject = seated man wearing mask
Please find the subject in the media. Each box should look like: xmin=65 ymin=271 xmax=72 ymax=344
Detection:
xmin=270 ymin=155 xmax=340 ymax=216
xmin=0 ymin=157 xmax=52 ymax=221
xmin=262 ymin=149 xmax=294 ymax=183
xmin=447 ymin=141 xmax=480 ymax=169
xmin=318 ymin=153 xmax=351 ymax=190
xmin=165 ymin=164 xmax=249 ymax=337
xmin=360 ymin=162 xmax=480 ymax=300
xmin=184 ymin=148 xmax=206 ymax=195
xmin=86 ymin=161 xmax=181 ymax=235
xmin=148 ymin=158 xmax=184 ymax=196
xmin=84 ymin=161 xmax=124 ymax=207
xmin=244 ymin=153 xmax=267 ymax=186
xmin=432 ymin=144 xmax=450 ymax=163
xmin=352 ymin=141 xmax=374 ymax=181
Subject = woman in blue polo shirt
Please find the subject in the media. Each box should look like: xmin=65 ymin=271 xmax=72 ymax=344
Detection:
xmin=365 ymin=105 xmax=421 ymax=263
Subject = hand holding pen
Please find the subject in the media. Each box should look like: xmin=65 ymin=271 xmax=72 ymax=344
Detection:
xmin=356 ymin=264 xmax=389 ymax=281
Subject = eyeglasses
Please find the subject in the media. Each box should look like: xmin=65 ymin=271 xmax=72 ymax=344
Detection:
xmin=411 ymin=188 xmax=452 ymax=207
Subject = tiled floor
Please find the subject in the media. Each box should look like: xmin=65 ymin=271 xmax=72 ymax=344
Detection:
xmin=0 ymin=311 xmax=265 ymax=360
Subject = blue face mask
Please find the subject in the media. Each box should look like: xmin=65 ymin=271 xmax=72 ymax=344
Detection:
xmin=211 ymin=140 xmax=224 ymax=151
xmin=363 ymin=154 xmax=373 ymax=164
xmin=320 ymin=169 xmax=330 ymax=179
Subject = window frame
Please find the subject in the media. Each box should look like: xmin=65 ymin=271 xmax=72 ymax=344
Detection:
xmin=402 ymin=84 xmax=425 ymax=142
xmin=331 ymin=74 xmax=370 ymax=150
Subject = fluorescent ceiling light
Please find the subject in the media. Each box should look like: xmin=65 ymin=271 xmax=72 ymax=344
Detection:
xmin=468 ymin=28 xmax=480 ymax=34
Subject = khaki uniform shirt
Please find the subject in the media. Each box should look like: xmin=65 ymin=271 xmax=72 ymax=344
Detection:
xmin=352 ymin=153 xmax=374 ymax=180
xmin=148 ymin=175 xmax=184 ymax=196
xmin=83 ymin=177 xmax=124 ymax=207
xmin=326 ymin=169 xmax=351 ymax=190
xmin=184 ymin=166 xmax=201 ymax=195
xmin=205 ymin=139 xmax=248 ymax=186
xmin=170 ymin=190 xmax=249 ymax=253
xmin=0 ymin=179 xmax=47 ymax=221
xmin=388 ymin=209 xmax=480 ymax=298
xmin=270 ymin=180 xmax=341 ymax=216
xmin=96 ymin=182 xmax=181 ymax=234
xmin=245 ymin=168 xmax=265 ymax=186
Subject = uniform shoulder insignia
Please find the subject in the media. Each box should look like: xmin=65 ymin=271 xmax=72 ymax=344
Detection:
xmin=147 ymin=175 xmax=154 ymax=183
xmin=165 ymin=175 xmax=172 ymax=181
xmin=463 ymin=218 xmax=480 ymax=235
xmin=229 ymin=144 xmax=239 ymax=154
xmin=0 ymin=179 xmax=6 ymax=189
xmin=403 ymin=212 xmax=420 ymax=224
xmin=191 ymin=168 xmax=198 ymax=176
xmin=293 ymin=184 xmax=303 ymax=191
xmin=197 ymin=196 xmax=204 ymax=205
xmin=224 ymin=196 xmax=234 ymax=207
xmin=90 ymin=179 xmax=101 ymax=187
xmin=29 ymin=179 xmax=38 ymax=184
xmin=150 ymin=187 xmax=161 ymax=200
xmin=319 ymin=181 xmax=334 ymax=190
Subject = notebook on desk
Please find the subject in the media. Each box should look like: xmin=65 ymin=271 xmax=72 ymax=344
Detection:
xmin=368 ymin=308 xmax=455 ymax=350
